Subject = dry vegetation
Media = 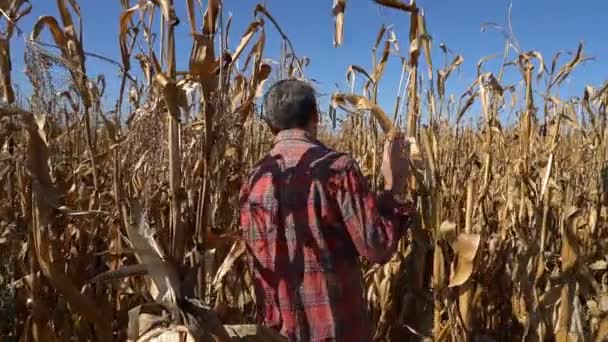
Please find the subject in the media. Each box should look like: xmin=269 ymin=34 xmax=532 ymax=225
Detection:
xmin=1 ymin=0 xmax=608 ymax=341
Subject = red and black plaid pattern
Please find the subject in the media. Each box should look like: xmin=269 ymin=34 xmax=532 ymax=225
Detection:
xmin=239 ymin=129 xmax=411 ymax=341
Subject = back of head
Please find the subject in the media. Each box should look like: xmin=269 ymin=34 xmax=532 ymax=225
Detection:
xmin=263 ymin=79 xmax=318 ymax=133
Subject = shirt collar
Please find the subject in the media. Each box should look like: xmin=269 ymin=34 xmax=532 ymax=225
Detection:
xmin=274 ymin=128 xmax=319 ymax=145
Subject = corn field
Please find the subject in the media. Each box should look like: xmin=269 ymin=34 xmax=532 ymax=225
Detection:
xmin=1 ymin=0 xmax=607 ymax=341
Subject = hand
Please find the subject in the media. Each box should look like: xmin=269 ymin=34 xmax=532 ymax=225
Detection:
xmin=380 ymin=133 xmax=410 ymax=192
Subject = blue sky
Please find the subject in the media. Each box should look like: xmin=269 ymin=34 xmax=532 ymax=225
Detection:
xmin=8 ymin=0 xmax=608 ymax=122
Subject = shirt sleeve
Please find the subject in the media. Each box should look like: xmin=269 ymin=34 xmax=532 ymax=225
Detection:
xmin=334 ymin=158 xmax=412 ymax=264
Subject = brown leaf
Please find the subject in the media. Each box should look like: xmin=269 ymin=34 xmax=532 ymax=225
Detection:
xmin=0 ymin=38 xmax=14 ymax=103
xmin=562 ymin=206 xmax=581 ymax=271
xmin=417 ymin=12 xmax=433 ymax=79
xmin=522 ymin=50 xmax=546 ymax=79
xmin=372 ymin=24 xmax=387 ymax=54
xmin=373 ymin=0 xmax=416 ymax=12
xmin=230 ymin=20 xmax=263 ymax=68
xmin=346 ymin=64 xmax=374 ymax=90
xmin=24 ymin=108 xmax=112 ymax=339
xmin=212 ymin=240 xmax=246 ymax=290
xmin=332 ymin=0 xmax=346 ymax=47
xmin=56 ymin=0 xmax=75 ymax=32
xmin=254 ymin=63 xmax=272 ymax=97
xmin=437 ymin=55 xmax=463 ymax=99
xmin=371 ymin=41 xmax=390 ymax=84
xmin=0 ymin=0 xmax=30 ymax=14
xmin=596 ymin=316 xmax=608 ymax=342
xmin=120 ymin=1 xmax=150 ymax=71
xmin=189 ymin=33 xmax=217 ymax=78
xmin=539 ymin=285 xmax=563 ymax=308
xmin=448 ymin=233 xmax=480 ymax=287
xmin=126 ymin=199 xmax=181 ymax=303
xmin=185 ymin=0 xmax=196 ymax=34
xmin=100 ymin=112 xmax=119 ymax=142
xmin=154 ymin=0 xmax=175 ymax=24
xmin=31 ymin=16 xmax=68 ymax=48
xmin=331 ymin=93 xmax=394 ymax=134
xmin=202 ymin=0 xmax=220 ymax=35
xmin=589 ymin=259 xmax=607 ymax=271
xmin=88 ymin=264 xmax=148 ymax=284
xmin=551 ymin=42 xmax=588 ymax=88
xmin=241 ymin=28 xmax=265 ymax=73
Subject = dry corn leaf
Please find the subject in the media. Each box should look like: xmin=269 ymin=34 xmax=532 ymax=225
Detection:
xmin=417 ymin=11 xmax=433 ymax=79
xmin=539 ymin=285 xmax=563 ymax=308
xmin=445 ymin=225 xmax=480 ymax=288
xmin=439 ymin=220 xmax=457 ymax=243
xmin=540 ymin=153 xmax=553 ymax=198
xmin=154 ymin=0 xmax=175 ymax=24
xmin=56 ymin=0 xmax=77 ymax=32
xmin=254 ymin=4 xmax=304 ymax=77
xmin=373 ymin=0 xmax=416 ymax=12
xmin=242 ymin=28 xmax=265 ymax=73
xmin=562 ymin=206 xmax=581 ymax=271
xmin=331 ymin=93 xmax=394 ymax=134
xmin=31 ymin=16 xmax=67 ymax=48
xmin=346 ymin=64 xmax=373 ymax=90
xmin=0 ymin=1 xmax=30 ymax=104
xmin=596 ymin=317 xmax=608 ymax=342
xmin=189 ymin=33 xmax=217 ymax=78
xmin=212 ymin=239 xmax=245 ymax=290
xmin=203 ymin=0 xmax=220 ymax=35
xmin=371 ymin=40 xmax=390 ymax=84
xmin=185 ymin=0 xmax=196 ymax=34
xmin=551 ymin=42 xmax=589 ymax=88
xmin=589 ymin=260 xmax=607 ymax=271
xmin=0 ymin=38 xmax=14 ymax=103
xmin=254 ymin=63 xmax=272 ymax=97
xmin=519 ymin=50 xmax=546 ymax=79
xmin=120 ymin=1 xmax=151 ymax=71
xmin=0 ymin=0 xmax=30 ymax=14
xmin=230 ymin=20 xmax=263 ymax=68
xmin=19 ymin=106 xmax=113 ymax=339
xmin=89 ymin=264 xmax=148 ymax=284
xmin=332 ymin=0 xmax=346 ymax=47
xmin=126 ymin=199 xmax=181 ymax=304
xmin=437 ymin=55 xmax=463 ymax=99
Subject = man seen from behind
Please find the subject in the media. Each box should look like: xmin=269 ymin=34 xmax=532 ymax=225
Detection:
xmin=239 ymin=79 xmax=413 ymax=342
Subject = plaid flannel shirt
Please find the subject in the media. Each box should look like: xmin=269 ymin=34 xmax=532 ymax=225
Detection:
xmin=239 ymin=129 xmax=411 ymax=341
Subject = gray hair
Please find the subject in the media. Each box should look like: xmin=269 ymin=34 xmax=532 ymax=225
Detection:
xmin=263 ymin=79 xmax=317 ymax=131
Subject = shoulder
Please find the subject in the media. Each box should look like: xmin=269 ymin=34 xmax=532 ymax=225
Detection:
xmin=311 ymin=149 xmax=364 ymax=186
xmin=240 ymin=154 xmax=278 ymax=197
xmin=328 ymin=153 xmax=362 ymax=175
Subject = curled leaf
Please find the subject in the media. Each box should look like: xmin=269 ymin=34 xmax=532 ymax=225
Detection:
xmin=448 ymin=233 xmax=480 ymax=287
xmin=437 ymin=55 xmax=463 ymax=99
xmin=32 ymin=16 xmax=68 ymax=48
xmin=346 ymin=64 xmax=374 ymax=89
xmin=331 ymin=93 xmax=394 ymax=134
xmin=440 ymin=221 xmax=480 ymax=288
xmin=551 ymin=42 xmax=590 ymax=88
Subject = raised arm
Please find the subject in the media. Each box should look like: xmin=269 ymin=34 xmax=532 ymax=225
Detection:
xmin=335 ymin=157 xmax=411 ymax=264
